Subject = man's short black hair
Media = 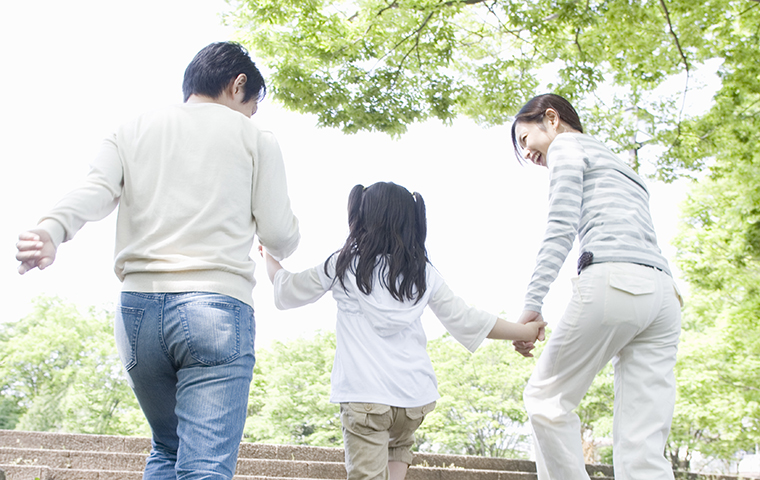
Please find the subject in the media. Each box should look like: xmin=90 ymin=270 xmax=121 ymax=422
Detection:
xmin=182 ymin=42 xmax=266 ymax=103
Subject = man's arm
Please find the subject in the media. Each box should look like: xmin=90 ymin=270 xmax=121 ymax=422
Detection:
xmin=16 ymin=135 xmax=123 ymax=274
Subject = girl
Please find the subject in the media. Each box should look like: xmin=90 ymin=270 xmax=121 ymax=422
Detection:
xmin=261 ymin=181 xmax=544 ymax=480
xmin=511 ymin=94 xmax=683 ymax=480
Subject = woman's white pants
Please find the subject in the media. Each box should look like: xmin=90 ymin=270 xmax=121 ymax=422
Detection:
xmin=525 ymin=262 xmax=683 ymax=480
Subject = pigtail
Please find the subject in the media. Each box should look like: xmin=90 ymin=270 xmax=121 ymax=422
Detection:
xmin=327 ymin=184 xmax=365 ymax=291
xmin=328 ymin=182 xmax=430 ymax=303
xmin=412 ymin=192 xmax=427 ymax=252
xmin=406 ymin=191 xmax=429 ymax=302
xmin=346 ymin=184 xmax=365 ymax=231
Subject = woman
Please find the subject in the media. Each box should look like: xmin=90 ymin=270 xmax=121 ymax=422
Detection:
xmin=511 ymin=94 xmax=683 ymax=480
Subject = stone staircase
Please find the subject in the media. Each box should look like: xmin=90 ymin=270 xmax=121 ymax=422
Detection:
xmin=0 ymin=430 xmax=615 ymax=480
xmin=0 ymin=429 xmax=752 ymax=480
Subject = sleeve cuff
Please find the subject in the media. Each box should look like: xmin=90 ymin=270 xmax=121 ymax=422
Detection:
xmin=36 ymin=219 xmax=66 ymax=248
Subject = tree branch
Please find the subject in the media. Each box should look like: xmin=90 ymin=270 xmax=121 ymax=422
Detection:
xmin=659 ymin=0 xmax=690 ymax=136
xmin=377 ymin=0 xmax=399 ymax=18
xmin=659 ymin=0 xmax=690 ymax=74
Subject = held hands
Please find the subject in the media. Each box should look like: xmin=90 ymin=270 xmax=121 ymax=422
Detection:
xmin=258 ymin=244 xmax=283 ymax=284
xmin=522 ymin=320 xmax=547 ymax=343
xmin=16 ymin=229 xmax=57 ymax=275
xmin=513 ymin=310 xmax=545 ymax=358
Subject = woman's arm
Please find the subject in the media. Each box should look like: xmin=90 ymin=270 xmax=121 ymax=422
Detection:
xmin=523 ymin=134 xmax=587 ymax=312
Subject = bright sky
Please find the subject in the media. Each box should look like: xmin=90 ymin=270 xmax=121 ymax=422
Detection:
xmin=1 ymin=0 xmax=694 ymax=349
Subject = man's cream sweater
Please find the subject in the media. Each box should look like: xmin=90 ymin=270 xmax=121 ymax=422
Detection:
xmin=38 ymin=103 xmax=300 ymax=307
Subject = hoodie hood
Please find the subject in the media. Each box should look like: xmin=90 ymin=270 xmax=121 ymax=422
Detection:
xmin=332 ymin=256 xmax=440 ymax=337
xmin=355 ymin=273 xmax=429 ymax=337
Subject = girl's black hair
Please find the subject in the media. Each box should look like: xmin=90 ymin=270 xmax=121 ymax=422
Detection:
xmin=510 ymin=93 xmax=584 ymax=163
xmin=326 ymin=182 xmax=429 ymax=303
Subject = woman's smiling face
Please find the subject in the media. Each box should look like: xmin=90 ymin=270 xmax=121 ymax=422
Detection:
xmin=514 ymin=118 xmax=557 ymax=168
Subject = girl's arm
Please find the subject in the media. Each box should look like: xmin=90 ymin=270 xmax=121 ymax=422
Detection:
xmin=487 ymin=317 xmax=547 ymax=343
xmin=260 ymin=246 xmax=329 ymax=310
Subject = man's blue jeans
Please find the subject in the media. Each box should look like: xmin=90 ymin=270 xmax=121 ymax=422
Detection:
xmin=115 ymin=292 xmax=256 ymax=480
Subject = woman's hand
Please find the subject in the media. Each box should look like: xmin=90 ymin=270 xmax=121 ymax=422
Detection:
xmin=513 ymin=309 xmax=545 ymax=358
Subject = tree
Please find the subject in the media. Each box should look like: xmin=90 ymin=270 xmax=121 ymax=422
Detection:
xmin=418 ymin=335 xmax=535 ymax=457
xmin=244 ymin=331 xmax=342 ymax=446
xmin=666 ymin=157 xmax=760 ymax=469
xmin=576 ymin=363 xmax=614 ymax=464
xmin=0 ymin=296 xmax=149 ymax=436
xmin=243 ymin=330 xmax=537 ymax=455
xmin=226 ymin=0 xmax=757 ymax=175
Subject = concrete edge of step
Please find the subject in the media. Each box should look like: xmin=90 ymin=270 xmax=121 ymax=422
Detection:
xmin=0 ymin=464 xmax=349 ymax=480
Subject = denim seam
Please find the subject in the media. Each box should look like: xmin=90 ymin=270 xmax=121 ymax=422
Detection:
xmin=157 ymin=294 xmax=175 ymax=365
xmin=119 ymin=306 xmax=144 ymax=371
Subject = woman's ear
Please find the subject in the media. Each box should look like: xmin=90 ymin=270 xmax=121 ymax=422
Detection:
xmin=544 ymin=108 xmax=561 ymax=129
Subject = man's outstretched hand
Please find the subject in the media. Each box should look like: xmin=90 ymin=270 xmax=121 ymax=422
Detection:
xmin=16 ymin=229 xmax=57 ymax=274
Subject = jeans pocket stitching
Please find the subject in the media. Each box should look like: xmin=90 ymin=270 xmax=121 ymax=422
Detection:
xmin=119 ymin=306 xmax=144 ymax=371
xmin=178 ymin=302 xmax=242 ymax=366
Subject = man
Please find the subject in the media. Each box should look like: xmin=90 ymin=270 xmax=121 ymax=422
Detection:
xmin=15 ymin=42 xmax=300 ymax=480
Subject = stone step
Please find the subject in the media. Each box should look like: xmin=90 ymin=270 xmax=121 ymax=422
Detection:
xmin=0 ymin=464 xmax=345 ymax=480
xmin=0 ymin=465 xmax=548 ymax=480
xmin=0 ymin=430 xmax=149 ymax=455
xmin=1 ymin=430 xmax=755 ymax=480
xmin=1 ymin=447 xmax=592 ymax=480
xmin=0 ymin=430 xmax=615 ymax=480
xmin=1 ymin=431 xmax=610 ymax=476
xmin=0 ymin=448 xmax=348 ymax=478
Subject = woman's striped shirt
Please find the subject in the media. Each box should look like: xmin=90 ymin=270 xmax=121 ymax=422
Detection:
xmin=524 ymin=133 xmax=671 ymax=313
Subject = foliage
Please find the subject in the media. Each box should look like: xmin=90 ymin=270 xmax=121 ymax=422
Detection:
xmin=0 ymin=296 xmax=149 ymax=436
xmin=242 ymin=327 xmax=617 ymax=460
xmin=226 ymin=0 xmax=758 ymax=174
xmin=577 ymin=363 xmax=614 ymax=462
xmin=418 ymin=335 xmax=534 ymax=457
xmin=654 ymin=0 xmax=760 ymax=181
xmin=244 ymin=331 xmax=342 ymax=446
xmin=667 ymin=157 xmax=760 ymax=467
xmin=226 ymin=0 xmax=760 ymax=470
xmin=244 ymin=329 xmax=539 ymax=455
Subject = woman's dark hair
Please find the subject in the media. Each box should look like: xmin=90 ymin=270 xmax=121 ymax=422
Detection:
xmin=511 ymin=93 xmax=584 ymax=163
xmin=327 ymin=182 xmax=429 ymax=303
xmin=182 ymin=42 xmax=266 ymax=103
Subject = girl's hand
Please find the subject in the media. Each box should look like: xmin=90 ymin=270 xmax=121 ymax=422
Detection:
xmin=513 ymin=310 xmax=545 ymax=357
xmin=526 ymin=321 xmax=547 ymax=342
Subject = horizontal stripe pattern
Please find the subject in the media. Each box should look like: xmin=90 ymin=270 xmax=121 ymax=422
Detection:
xmin=524 ymin=133 xmax=670 ymax=312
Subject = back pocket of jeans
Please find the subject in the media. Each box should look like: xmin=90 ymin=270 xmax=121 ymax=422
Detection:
xmin=178 ymin=301 xmax=241 ymax=366
xmin=115 ymin=306 xmax=144 ymax=371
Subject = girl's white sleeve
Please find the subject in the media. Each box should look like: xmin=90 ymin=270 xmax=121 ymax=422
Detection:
xmin=427 ymin=278 xmax=498 ymax=353
xmin=272 ymin=263 xmax=329 ymax=310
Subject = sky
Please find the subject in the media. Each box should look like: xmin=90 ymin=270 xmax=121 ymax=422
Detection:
xmin=1 ymin=0 xmax=697 ymax=350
